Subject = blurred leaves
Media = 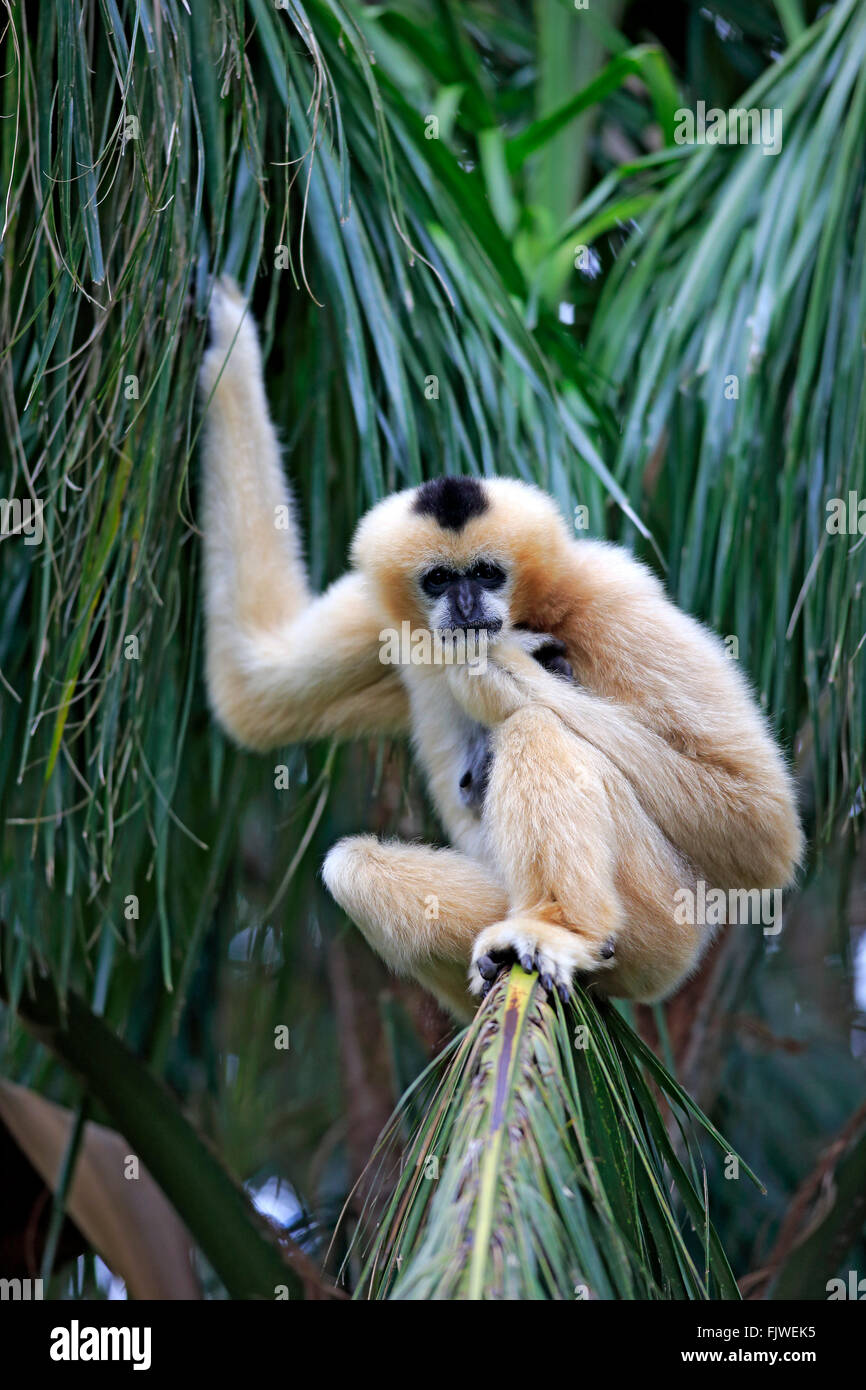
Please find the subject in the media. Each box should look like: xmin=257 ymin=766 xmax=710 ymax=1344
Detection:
xmin=0 ymin=1079 xmax=200 ymax=1299
xmin=0 ymin=950 xmax=323 ymax=1299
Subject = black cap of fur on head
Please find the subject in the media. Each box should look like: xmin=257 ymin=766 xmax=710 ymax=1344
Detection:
xmin=412 ymin=476 xmax=489 ymax=532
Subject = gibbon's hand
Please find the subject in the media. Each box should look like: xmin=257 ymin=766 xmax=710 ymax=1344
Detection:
xmin=446 ymin=635 xmax=536 ymax=726
xmin=509 ymin=628 xmax=574 ymax=681
xmin=446 ymin=631 xmax=573 ymax=727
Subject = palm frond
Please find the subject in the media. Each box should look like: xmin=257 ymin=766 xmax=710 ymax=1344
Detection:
xmin=351 ymin=968 xmax=759 ymax=1300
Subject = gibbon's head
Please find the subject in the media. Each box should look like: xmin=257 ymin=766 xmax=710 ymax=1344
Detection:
xmin=351 ymin=476 xmax=574 ymax=636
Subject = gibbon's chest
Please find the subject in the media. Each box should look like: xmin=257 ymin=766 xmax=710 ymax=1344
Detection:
xmin=403 ymin=670 xmax=491 ymax=860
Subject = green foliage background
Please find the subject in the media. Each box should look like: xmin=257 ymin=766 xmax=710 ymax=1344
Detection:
xmin=0 ymin=0 xmax=863 ymax=1298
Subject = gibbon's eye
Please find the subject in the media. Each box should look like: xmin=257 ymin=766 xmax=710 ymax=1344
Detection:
xmin=467 ymin=559 xmax=506 ymax=589
xmin=421 ymin=565 xmax=458 ymax=596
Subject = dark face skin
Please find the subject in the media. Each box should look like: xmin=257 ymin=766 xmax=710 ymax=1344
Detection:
xmin=420 ymin=559 xmax=506 ymax=631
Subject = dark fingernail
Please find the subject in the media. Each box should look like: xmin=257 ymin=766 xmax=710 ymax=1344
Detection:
xmin=600 ymin=938 xmax=616 ymax=959
xmin=519 ymin=953 xmax=534 ymax=974
xmin=477 ymin=953 xmax=498 ymax=981
xmin=541 ymin=973 xmax=554 ymax=993
xmin=557 ymin=983 xmax=570 ymax=1003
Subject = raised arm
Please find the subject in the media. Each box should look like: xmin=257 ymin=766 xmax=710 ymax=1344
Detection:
xmin=198 ymin=280 xmax=408 ymax=750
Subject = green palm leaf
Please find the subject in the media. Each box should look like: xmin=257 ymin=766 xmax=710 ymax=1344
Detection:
xmin=351 ymin=968 xmax=759 ymax=1300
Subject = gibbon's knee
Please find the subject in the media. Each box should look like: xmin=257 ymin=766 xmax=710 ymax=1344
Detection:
xmin=321 ymin=836 xmax=508 ymax=1019
xmin=321 ymin=835 xmax=416 ymax=975
xmin=321 ymin=835 xmax=379 ymax=918
xmin=323 ymin=834 xmax=509 ymax=961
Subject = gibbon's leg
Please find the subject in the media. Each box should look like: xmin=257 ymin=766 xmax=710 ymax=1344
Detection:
xmin=470 ymin=706 xmax=620 ymax=1000
xmin=599 ymin=769 xmax=705 ymax=1002
xmin=322 ymin=836 xmax=508 ymax=1021
xmin=469 ymin=705 xmax=702 ymax=1002
xmin=199 ymin=278 xmax=408 ymax=748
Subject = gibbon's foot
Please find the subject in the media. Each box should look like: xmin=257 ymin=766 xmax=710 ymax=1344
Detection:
xmin=475 ymin=947 xmax=525 ymax=998
xmin=475 ymin=945 xmax=571 ymax=1003
xmin=470 ymin=918 xmax=616 ymax=1004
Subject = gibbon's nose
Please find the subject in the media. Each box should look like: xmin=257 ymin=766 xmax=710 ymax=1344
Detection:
xmin=453 ymin=578 xmax=480 ymax=622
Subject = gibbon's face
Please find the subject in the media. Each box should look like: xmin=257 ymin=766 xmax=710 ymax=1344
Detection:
xmin=351 ymin=475 xmax=574 ymax=638
xmin=417 ymin=556 xmax=508 ymax=634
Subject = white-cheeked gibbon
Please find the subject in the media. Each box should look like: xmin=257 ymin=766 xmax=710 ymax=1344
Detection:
xmin=199 ymin=279 xmax=803 ymax=1022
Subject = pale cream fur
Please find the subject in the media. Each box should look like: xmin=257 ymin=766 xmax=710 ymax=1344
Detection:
xmin=200 ymin=280 xmax=804 ymax=1021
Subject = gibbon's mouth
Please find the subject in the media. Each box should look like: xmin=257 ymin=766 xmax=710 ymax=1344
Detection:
xmin=441 ymin=618 xmax=502 ymax=634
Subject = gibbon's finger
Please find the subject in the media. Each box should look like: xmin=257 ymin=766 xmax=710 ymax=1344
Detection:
xmin=533 ymin=951 xmax=572 ymax=1005
xmin=534 ymin=960 xmax=571 ymax=1007
xmin=470 ymin=940 xmax=519 ymax=996
xmin=475 ymin=953 xmax=500 ymax=982
xmin=532 ymin=947 xmax=568 ymax=1003
xmin=476 ymin=948 xmax=517 ymax=998
xmin=470 ymin=919 xmax=615 ymax=1001
xmin=509 ymin=630 xmax=575 ymax=681
xmin=537 ymin=649 xmax=574 ymax=681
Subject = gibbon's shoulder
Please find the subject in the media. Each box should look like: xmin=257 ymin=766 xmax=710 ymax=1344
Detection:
xmin=550 ymin=536 xmax=674 ymax=643
xmin=566 ymin=537 xmax=769 ymax=716
xmin=567 ymin=536 xmax=720 ymax=649
xmin=569 ymin=535 xmax=667 ymax=597
xmin=567 ymin=538 xmax=723 ymax=646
